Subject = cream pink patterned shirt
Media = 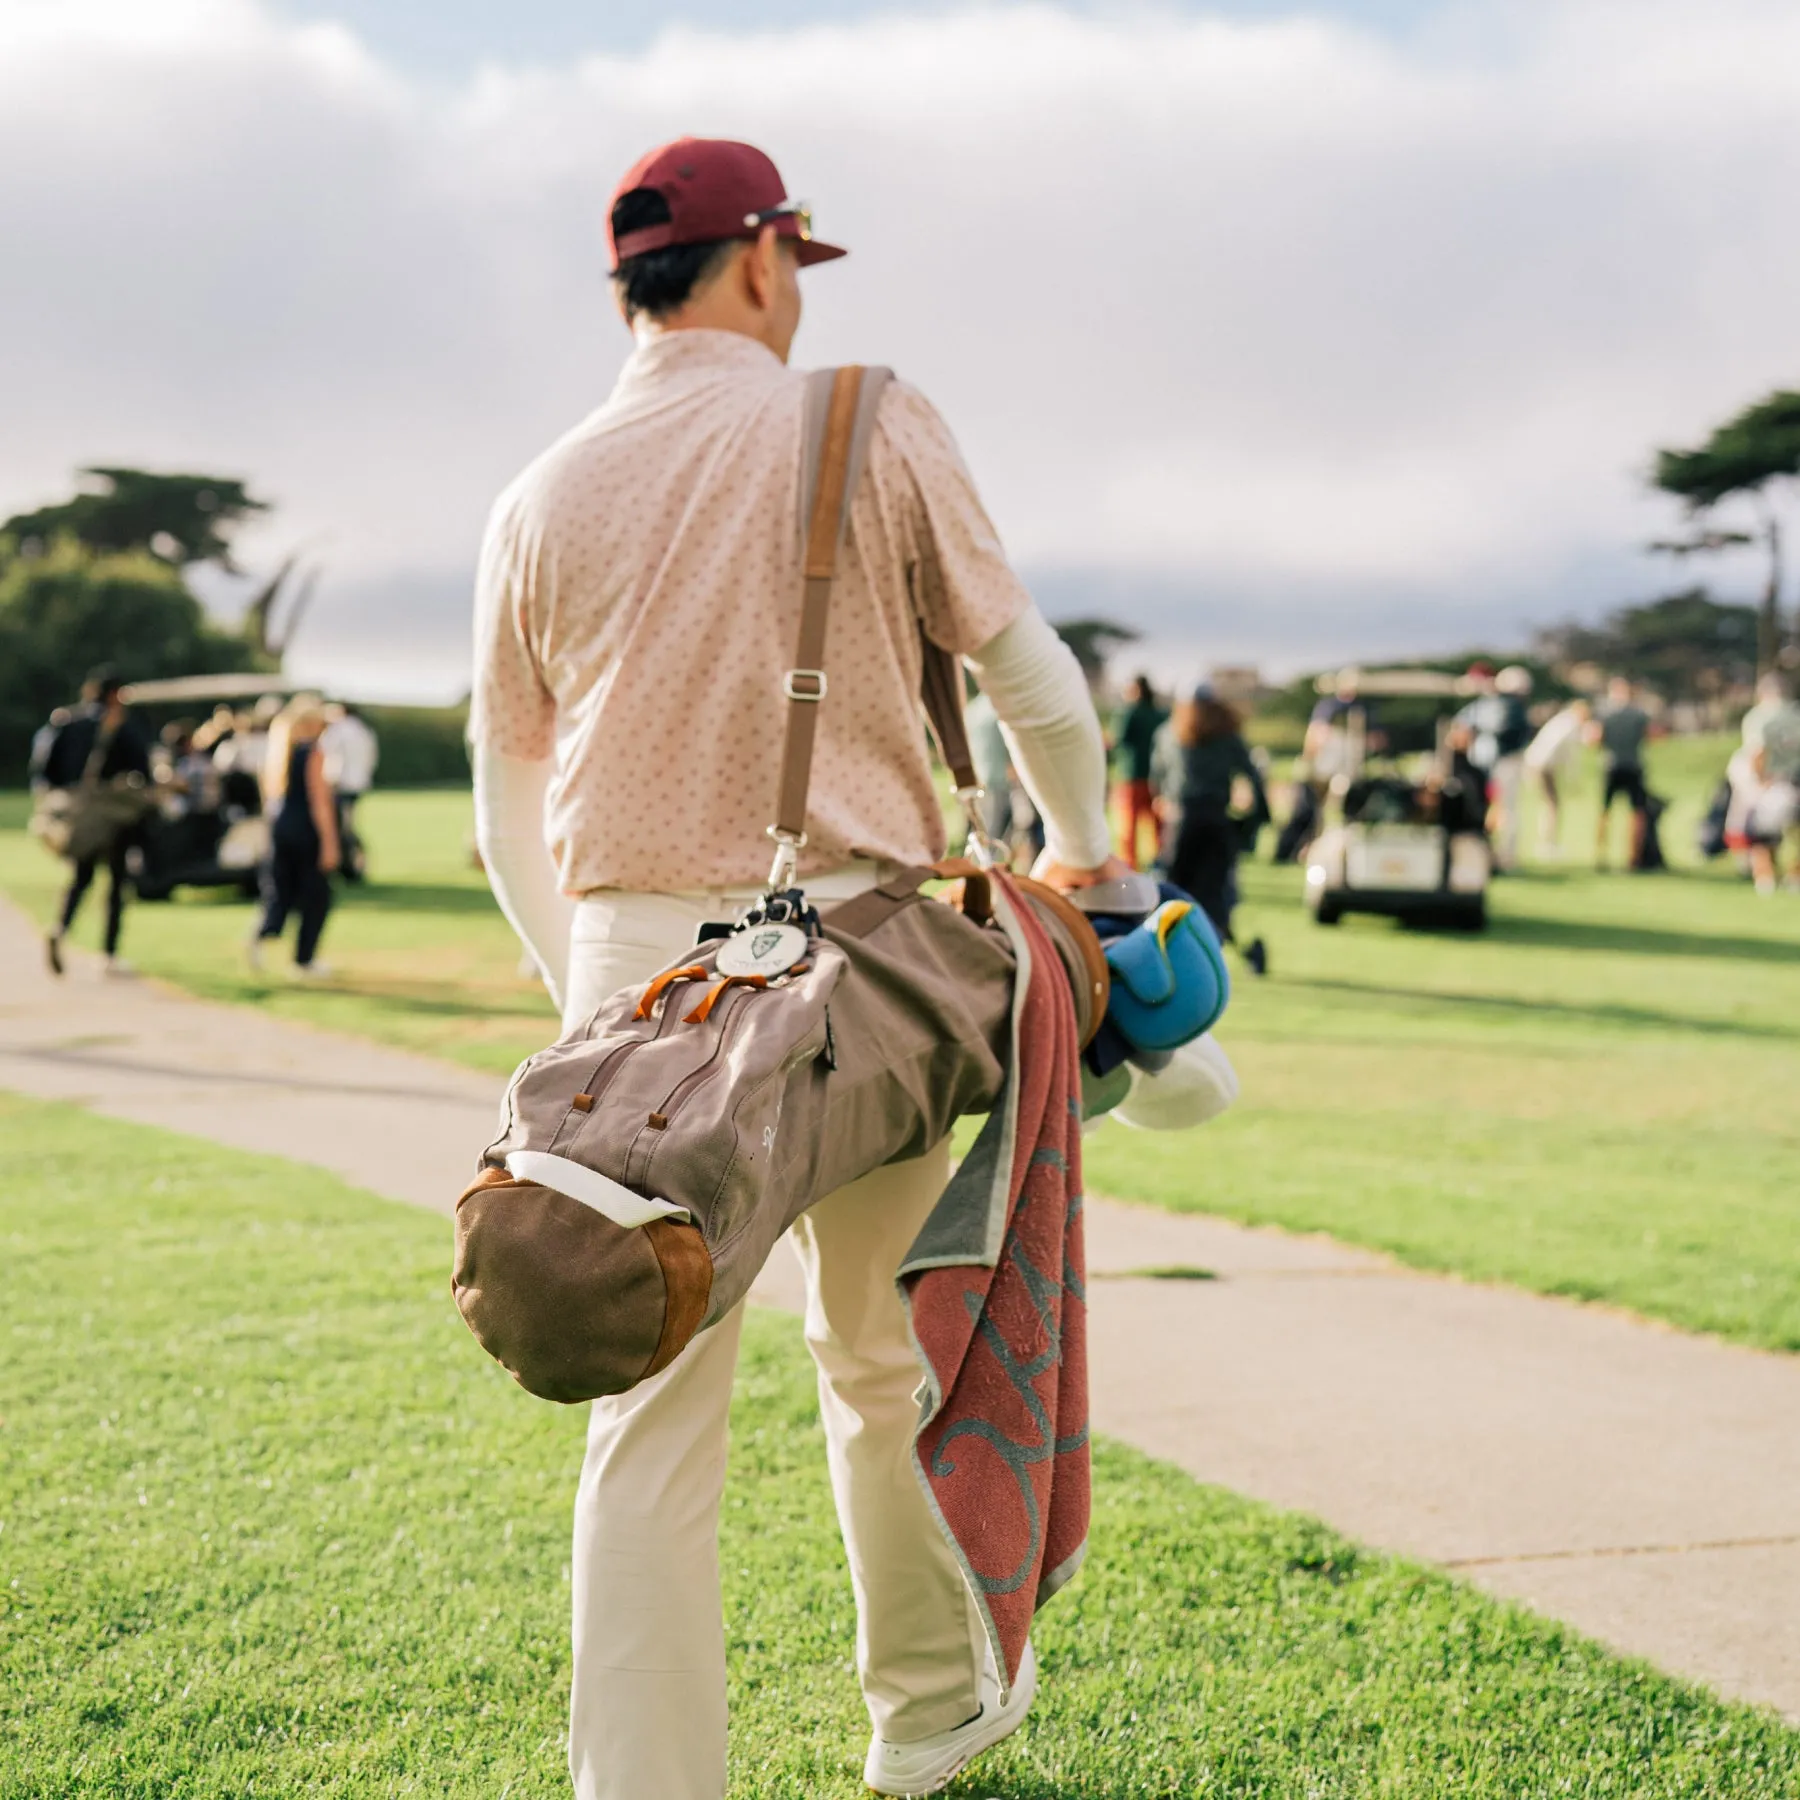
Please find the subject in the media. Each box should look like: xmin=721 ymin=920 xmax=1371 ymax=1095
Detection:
xmin=470 ymin=330 xmax=1030 ymax=893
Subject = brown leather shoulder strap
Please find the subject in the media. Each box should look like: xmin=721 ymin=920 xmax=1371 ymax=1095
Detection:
xmin=772 ymin=365 xmax=894 ymax=851
xmin=918 ymin=639 xmax=978 ymax=794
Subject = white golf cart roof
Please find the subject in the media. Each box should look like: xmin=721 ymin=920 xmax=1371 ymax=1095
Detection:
xmin=121 ymin=674 xmax=310 ymax=704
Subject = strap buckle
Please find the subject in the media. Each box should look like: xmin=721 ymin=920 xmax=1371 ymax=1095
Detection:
xmin=783 ymin=669 xmax=828 ymax=703
xmin=765 ymin=824 xmax=808 ymax=892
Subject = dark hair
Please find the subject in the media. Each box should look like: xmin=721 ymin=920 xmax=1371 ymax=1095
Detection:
xmin=83 ymin=664 xmax=123 ymax=703
xmin=1175 ymin=695 xmax=1242 ymax=746
xmin=610 ymin=187 xmax=733 ymax=320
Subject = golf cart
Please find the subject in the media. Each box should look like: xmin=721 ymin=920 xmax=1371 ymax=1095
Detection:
xmin=118 ymin=673 xmax=302 ymax=901
xmin=1301 ymin=668 xmax=1492 ymax=931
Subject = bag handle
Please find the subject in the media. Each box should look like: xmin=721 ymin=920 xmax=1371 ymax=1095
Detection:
xmin=769 ymin=364 xmax=995 ymax=888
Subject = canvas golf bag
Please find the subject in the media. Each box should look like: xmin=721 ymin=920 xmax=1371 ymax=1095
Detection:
xmin=453 ymin=365 xmax=1113 ymax=1404
xmin=30 ymin=718 xmax=154 ymax=865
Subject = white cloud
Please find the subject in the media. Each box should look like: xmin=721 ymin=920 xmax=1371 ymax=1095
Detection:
xmin=2 ymin=0 xmax=1798 ymax=695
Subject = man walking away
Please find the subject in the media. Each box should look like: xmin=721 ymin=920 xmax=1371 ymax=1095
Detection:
xmin=1112 ymin=675 xmax=1168 ymax=868
xmin=469 ymin=137 xmax=1121 ymax=1800
xmin=321 ymin=702 xmax=379 ymax=880
xmin=1588 ymin=675 xmax=1651 ymax=871
xmin=36 ymin=668 xmax=152 ymax=977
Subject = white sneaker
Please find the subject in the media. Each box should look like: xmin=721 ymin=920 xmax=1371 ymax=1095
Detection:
xmin=102 ymin=957 xmax=137 ymax=979
xmin=863 ymin=1640 xmax=1036 ymax=1797
xmin=292 ymin=960 xmax=334 ymax=981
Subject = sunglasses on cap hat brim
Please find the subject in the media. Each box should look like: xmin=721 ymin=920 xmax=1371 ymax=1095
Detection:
xmin=743 ymin=200 xmax=847 ymax=265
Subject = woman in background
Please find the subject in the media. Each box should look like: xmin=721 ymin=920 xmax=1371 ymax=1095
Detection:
xmin=1167 ymin=686 xmax=1269 ymax=975
xmin=248 ymin=695 xmax=339 ymax=977
xmin=1523 ymin=696 xmax=1588 ymax=858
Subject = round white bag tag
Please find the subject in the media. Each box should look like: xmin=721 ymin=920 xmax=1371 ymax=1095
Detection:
xmin=715 ymin=922 xmax=809 ymax=979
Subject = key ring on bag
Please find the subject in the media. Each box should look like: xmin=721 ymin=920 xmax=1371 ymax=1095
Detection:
xmin=955 ymin=784 xmax=1008 ymax=871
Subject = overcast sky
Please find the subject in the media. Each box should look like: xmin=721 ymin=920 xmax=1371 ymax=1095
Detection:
xmin=3 ymin=0 xmax=1797 ymax=699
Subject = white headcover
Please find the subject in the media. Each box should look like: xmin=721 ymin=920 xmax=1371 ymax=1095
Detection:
xmin=1112 ymin=1034 xmax=1240 ymax=1132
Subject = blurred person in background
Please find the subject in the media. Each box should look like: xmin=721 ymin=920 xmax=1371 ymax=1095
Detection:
xmin=192 ymin=704 xmax=237 ymax=761
xmin=1110 ymin=674 xmax=1167 ymax=869
xmin=1454 ymin=663 xmax=1532 ymax=872
xmin=1523 ymin=695 xmax=1589 ymax=857
xmin=34 ymin=668 xmax=153 ymax=978
xmin=1166 ymin=686 xmax=1269 ymax=974
xmin=1742 ymin=673 xmax=1800 ymax=784
xmin=1285 ymin=668 xmax=1379 ymax=861
xmin=322 ymin=702 xmax=379 ymax=881
xmin=1486 ymin=666 xmax=1534 ymax=870
xmin=247 ymin=696 xmax=340 ymax=977
xmin=1587 ymin=675 xmax=1652 ymax=871
xmin=30 ymin=707 xmax=71 ymax=788
xmin=1304 ymin=667 xmax=1378 ymax=788
xmin=1148 ymin=703 xmax=1185 ymax=861
xmin=216 ymin=693 xmax=283 ymax=784
xmin=1734 ymin=673 xmax=1800 ymax=892
xmin=158 ymin=720 xmax=217 ymax=818
xmin=963 ymin=687 xmax=1015 ymax=852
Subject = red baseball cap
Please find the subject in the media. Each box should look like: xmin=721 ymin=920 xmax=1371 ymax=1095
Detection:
xmin=607 ymin=137 xmax=847 ymax=273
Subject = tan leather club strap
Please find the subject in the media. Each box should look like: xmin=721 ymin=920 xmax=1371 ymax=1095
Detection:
xmin=773 ymin=365 xmax=871 ymax=846
xmin=918 ymin=639 xmax=979 ymax=795
xmin=773 ymin=361 xmax=981 ymax=851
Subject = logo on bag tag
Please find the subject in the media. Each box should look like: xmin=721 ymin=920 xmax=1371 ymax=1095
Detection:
xmin=715 ymin=921 xmax=808 ymax=979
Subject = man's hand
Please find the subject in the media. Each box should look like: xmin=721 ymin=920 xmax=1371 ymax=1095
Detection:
xmin=1029 ymin=851 xmax=1135 ymax=892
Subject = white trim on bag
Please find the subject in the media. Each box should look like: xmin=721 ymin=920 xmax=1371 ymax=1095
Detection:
xmin=503 ymin=1151 xmax=690 ymax=1229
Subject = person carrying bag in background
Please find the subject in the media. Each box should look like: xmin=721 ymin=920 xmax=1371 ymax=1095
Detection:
xmin=469 ymin=137 xmax=1125 ymax=1800
xmin=31 ymin=666 xmax=154 ymax=977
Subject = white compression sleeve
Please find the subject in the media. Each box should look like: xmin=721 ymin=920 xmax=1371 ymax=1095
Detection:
xmin=965 ymin=608 xmax=1113 ymax=868
xmin=472 ymin=742 xmax=576 ymax=1011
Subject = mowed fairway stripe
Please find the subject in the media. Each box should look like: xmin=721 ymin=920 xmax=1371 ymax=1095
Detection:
xmin=4 ymin=1095 xmax=1799 ymax=1798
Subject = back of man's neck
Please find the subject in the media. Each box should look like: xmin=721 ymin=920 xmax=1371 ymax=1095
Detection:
xmin=633 ymin=315 xmax=784 ymax=361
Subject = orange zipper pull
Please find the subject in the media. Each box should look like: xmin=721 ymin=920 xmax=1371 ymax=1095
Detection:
xmin=633 ymin=964 xmax=707 ymax=1020
xmin=684 ymin=973 xmax=768 ymax=1025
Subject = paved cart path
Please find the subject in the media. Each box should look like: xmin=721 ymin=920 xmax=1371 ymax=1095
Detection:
xmin=5 ymin=899 xmax=1798 ymax=1719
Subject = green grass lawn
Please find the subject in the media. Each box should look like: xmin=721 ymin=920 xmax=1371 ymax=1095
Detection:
xmin=1084 ymin=733 xmax=1800 ymax=1352
xmin=5 ymin=732 xmax=1799 ymax=1356
xmin=0 ymin=788 xmax=558 ymax=1075
xmin=6 ymin=1095 xmax=1797 ymax=1798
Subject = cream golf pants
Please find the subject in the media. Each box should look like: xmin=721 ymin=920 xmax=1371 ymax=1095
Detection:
xmin=561 ymin=879 xmax=987 ymax=1800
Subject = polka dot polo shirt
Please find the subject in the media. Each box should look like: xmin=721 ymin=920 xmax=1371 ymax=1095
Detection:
xmin=470 ymin=328 xmax=1030 ymax=895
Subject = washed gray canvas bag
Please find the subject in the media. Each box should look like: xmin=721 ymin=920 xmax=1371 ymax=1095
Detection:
xmin=452 ymin=366 xmax=1108 ymax=1403
xmin=30 ymin=720 xmax=154 ymax=864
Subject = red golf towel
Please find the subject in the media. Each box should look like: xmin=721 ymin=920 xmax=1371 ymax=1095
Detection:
xmin=900 ymin=875 xmax=1091 ymax=1689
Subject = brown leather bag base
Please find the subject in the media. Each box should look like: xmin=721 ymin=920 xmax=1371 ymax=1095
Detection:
xmin=453 ymin=1167 xmax=713 ymax=1402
